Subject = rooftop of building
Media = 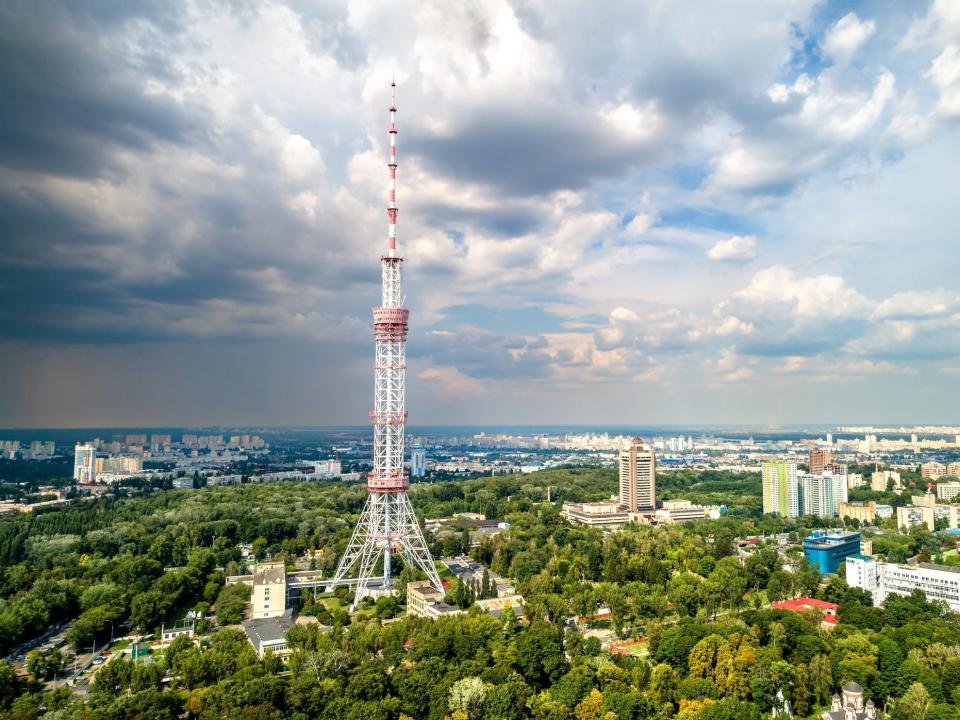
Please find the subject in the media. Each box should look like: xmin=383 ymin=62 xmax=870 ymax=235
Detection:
xmin=241 ymin=610 xmax=294 ymax=650
xmin=253 ymin=562 xmax=286 ymax=585
xmin=804 ymin=530 xmax=860 ymax=546
xmin=772 ymin=597 xmax=838 ymax=611
xmin=919 ymin=561 xmax=960 ymax=575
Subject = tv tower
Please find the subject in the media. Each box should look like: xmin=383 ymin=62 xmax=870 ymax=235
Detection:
xmin=328 ymin=81 xmax=443 ymax=610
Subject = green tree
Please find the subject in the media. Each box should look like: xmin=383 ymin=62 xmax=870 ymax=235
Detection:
xmin=892 ymin=682 xmax=931 ymax=720
xmin=215 ymin=583 xmax=251 ymax=625
xmin=449 ymin=677 xmax=487 ymax=719
xmin=514 ymin=623 xmax=566 ymax=690
xmin=808 ymin=654 xmax=833 ymax=706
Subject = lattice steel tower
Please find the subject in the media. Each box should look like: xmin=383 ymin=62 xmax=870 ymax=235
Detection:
xmin=329 ymin=81 xmax=443 ymax=610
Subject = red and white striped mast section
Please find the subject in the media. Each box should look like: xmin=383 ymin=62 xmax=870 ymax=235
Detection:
xmin=329 ymin=80 xmax=443 ymax=609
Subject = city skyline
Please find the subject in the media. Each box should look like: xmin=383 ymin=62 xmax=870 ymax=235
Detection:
xmin=2 ymin=1 xmax=959 ymax=427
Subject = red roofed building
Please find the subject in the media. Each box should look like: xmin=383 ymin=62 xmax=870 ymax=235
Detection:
xmin=771 ymin=597 xmax=839 ymax=626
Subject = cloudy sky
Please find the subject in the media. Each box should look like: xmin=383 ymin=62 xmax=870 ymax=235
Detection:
xmin=1 ymin=0 xmax=959 ymax=428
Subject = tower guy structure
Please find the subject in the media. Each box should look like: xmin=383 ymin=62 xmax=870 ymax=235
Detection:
xmin=329 ymin=81 xmax=443 ymax=610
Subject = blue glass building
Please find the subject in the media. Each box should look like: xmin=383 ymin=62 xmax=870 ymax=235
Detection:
xmin=803 ymin=530 xmax=861 ymax=574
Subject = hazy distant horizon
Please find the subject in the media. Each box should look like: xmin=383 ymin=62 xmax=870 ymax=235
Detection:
xmin=2 ymin=422 xmax=956 ymax=442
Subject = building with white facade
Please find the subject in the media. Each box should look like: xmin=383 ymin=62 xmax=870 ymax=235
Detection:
xmin=800 ymin=472 xmax=848 ymax=517
xmin=312 ymin=459 xmax=342 ymax=478
xmin=871 ymin=469 xmax=900 ymax=492
xmin=938 ymin=482 xmax=960 ymax=502
xmin=897 ymin=493 xmax=937 ymax=531
xmin=654 ymin=499 xmax=712 ymax=524
xmin=846 ymin=555 xmax=960 ymax=613
xmin=73 ymin=444 xmax=97 ymax=484
xmin=251 ymin=562 xmax=287 ymax=619
xmin=561 ymin=501 xmax=632 ymax=528
xmin=406 ymin=580 xmax=463 ymax=619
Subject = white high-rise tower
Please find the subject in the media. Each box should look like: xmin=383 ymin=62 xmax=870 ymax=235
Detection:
xmin=328 ymin=81 xmax=443 ymax=610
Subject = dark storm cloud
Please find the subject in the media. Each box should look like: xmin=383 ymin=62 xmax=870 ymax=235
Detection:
xmin=0 ymin=0 xmax=381 ymax=349
xmin=405 ymin=107 xmax=662 ymax=196
xmin=0 ymin=1 xmax=197 ymax=177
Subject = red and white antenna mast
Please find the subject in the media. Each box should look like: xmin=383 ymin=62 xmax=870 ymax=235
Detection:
xmin=329 ymin=80 xmax=443 ymax=608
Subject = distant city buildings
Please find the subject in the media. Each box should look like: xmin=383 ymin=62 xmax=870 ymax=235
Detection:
xmin=0 ymin=439 xmax=55 ymax=460
xmin=921 ymin=461 xmax=946 ymax=479
xmin=619 ymin=437 xmax=655 ymax=513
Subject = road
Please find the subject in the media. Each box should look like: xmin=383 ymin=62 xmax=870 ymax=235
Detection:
xmin=3 ymin=622 xmax=67 ymax=665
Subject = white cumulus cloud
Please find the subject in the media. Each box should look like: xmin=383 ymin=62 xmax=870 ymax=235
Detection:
xmin=707 ymin=235 xmax=757 ymax=263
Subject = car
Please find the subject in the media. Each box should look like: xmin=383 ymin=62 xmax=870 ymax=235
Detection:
xmin=102 ymin=650 xmax=111 ymax=655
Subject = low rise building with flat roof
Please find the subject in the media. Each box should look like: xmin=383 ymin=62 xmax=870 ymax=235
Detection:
xmin=838 ymin=501 xmax=876 ymax=524
xmin=654 ymin=499 xmax=711 ymax=524
xmin=241 ymin=610 xmax=295 ymax=657
xmin=406 ymin=580 xmax=463 ymax=619
xmin=803 ymin=530 xmax=861 ymax=574
xmin=897 ymin=492 xmax=937 ymax=532
xmin=561 ymin=501 xmax=631 ymax=528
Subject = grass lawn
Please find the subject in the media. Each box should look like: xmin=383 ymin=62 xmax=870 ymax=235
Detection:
xmin=322 ymin=597 xmax=344 ymax=612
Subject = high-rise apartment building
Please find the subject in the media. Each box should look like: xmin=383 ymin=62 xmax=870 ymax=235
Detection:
xmin=410 ymin=444 xmax=426 ymax=478
xmin=921 ymin=461 xmax=946 ymax=479
xmin=619 ymin=437 xmax=655 ymax=513
xmin=762 ymin=460 xmax=799 ymax=517
xmin=948 ymin=462 xmax=960 ymax=478
xmin=73 ymin=444 xmax=97 ymax=484
xmin=808 ymin=448 xmax=832 ymax=474
xmin=800 ymin=472 xmax=848 ymax=517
